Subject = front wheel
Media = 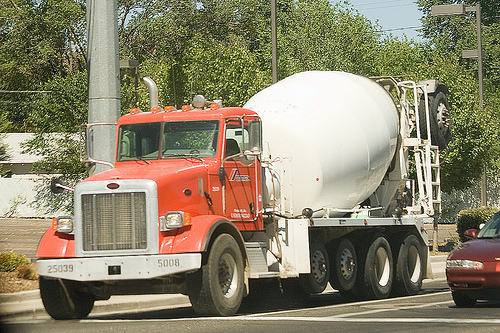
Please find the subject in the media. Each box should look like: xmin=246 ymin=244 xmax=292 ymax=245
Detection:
xmin=39 ymin=277 xmax=95 ymax=320
xmin=187 ymin=234 xmax=245 ymax=316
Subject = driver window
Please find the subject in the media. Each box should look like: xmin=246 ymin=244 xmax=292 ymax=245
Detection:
xmin=225 ymin=124 xmax=249 ymax=160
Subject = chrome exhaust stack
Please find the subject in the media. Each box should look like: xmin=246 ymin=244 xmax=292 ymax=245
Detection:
xmin=143 ymin=77 xmax=159 ymax=111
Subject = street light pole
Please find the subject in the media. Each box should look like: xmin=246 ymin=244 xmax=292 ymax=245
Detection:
xmin=431 ymin=3 xmax=487 ymax=206
xmin=472 ymin=3 xmax=487 ymax=207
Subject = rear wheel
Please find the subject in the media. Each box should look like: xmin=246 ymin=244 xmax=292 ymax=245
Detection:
xmin=330 ymin=238 xmax=357 ymax=292
xmin=362 ymin=235 xmax=394 ymax=299
xmin=299 ymin=240 xmax=330 ymax=294
xmin=39 ymin=277 xmax=95 ymax=320
xmin=452 ymin=291 xmax=476 ymax=308
xmin=187 ymin=234 xmax=245 ymax=316
xmin=395 ymin=234 xmax=425 ymax=295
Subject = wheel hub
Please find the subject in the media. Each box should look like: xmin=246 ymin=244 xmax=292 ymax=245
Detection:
xmin=340 ymin=249 xmax=355 ymax=279
xmin=311 ymin=250 xmax=327 ymax=282
xmin=218 ymin=253 xmax=237 ymax=298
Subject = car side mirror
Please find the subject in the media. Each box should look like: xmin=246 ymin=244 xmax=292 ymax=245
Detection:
xmin=463 ymin=228 xmax=478 ymax=240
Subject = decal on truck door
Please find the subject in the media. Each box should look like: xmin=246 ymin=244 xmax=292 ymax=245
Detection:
xmin=229 ymin=169 xmax=250 ymax=182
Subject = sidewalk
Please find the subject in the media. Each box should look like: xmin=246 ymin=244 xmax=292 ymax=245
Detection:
xmin=0 ymin=255 xmax=447 ymax=320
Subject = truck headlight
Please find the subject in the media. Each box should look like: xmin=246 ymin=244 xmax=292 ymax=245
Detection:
xmin=53 ymin=216 xmax=74 ymax=233
xmin=160 ymin=211 xmax=191 ymax=231
xmin=447 ymin=259 xmax=484 ymax=270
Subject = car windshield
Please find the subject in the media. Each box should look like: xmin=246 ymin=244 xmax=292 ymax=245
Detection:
xmin=477 ymin=211 xmax=500 ymax=239
xmin=117 ymin=120 xmax=219 ymax=161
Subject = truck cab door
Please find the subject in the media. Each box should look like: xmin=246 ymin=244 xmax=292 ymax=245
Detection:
xmin=221 ymin=118 xmax=263 ymax=230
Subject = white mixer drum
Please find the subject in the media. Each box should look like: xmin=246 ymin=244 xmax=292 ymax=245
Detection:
xmin=244 ymin=71 xmax=399 ymax=216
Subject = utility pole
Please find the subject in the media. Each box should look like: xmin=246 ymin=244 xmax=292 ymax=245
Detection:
xmin=86 ymin=0 xmax=121 ymax=174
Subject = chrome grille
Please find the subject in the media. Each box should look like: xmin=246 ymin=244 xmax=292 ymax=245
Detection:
xmin=81 ymin=192 xmax=147 ymax=251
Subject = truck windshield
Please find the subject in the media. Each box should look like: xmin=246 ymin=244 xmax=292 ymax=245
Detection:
xmin=162 ymin=120 xmax=219 ymax=159
xmin=117 ymin=120 xmax=219 ymax=161
xmin=118 ymin=122 xmax=161 ymax=161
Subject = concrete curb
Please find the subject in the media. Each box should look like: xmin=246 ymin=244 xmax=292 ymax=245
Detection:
xmin=0 ymin=290 xmax=39 ymax=304
xmin=0 ymin=292 xmax=191 ymax=320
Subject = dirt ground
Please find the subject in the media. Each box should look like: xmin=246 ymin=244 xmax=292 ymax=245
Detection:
xmin=0 ymin=271 xmax=38 ymax=293
xmin=0 ymin=218 xmax=458 ymax=293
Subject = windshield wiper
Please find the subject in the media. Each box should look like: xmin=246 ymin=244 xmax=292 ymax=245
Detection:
xmin=163 ymin=153 xmax=203 ymax=162
xmin=135 ymin=156 xmax=151 ymax=164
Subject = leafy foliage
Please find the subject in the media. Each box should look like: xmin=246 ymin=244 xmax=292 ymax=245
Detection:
xmin=417 ymin=0 xmax=500 ymax=193
xmin=0 ymin=0 xmax=86 ymax=131
xmin=0 ymin=251 xmax=29 ymax=272
xmin=0 ymin=0 xmax=499 ymax=214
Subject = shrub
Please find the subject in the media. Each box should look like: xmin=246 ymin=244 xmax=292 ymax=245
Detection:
xmin=0 ymin=251 xmax=30 ymax=272
xmin=456 ymin=207 xmax=498 ymax=242
xmin=15 ymin=264 xmax=38 ymax=280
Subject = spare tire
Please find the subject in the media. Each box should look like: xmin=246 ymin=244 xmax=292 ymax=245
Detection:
xmin=419 ymin=90 xmax=451 ymax=149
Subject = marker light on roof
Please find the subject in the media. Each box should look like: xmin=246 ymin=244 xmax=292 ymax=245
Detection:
xmin=192 ymin=95 xmax=206 ymax=108
xmin=164 ymin=106 xmax=176 ymax=112
xmin=130 ymin=108 xmax=141 ymax=114
xmin=181 ymin=105 xmax=192 ymax=111
xmin=151 ymin=106 xmax=161 ymax=113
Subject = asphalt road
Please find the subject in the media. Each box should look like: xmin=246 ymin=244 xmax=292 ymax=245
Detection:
xmin=3 ymin=278 xmax=500 ymax=333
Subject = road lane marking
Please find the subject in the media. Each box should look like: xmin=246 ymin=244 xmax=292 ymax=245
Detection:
xmin=81 ymin=316 xmax=500 ymax=325
xmin=327 ymin=300 xmax=453 ymax=318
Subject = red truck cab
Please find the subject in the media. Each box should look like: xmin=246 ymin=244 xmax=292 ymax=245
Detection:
xmin=37 ymin=103 xmax=264 ymax=318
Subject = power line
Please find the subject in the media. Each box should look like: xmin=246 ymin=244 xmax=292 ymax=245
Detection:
xmin=0 ymin=91 xmax=52 ymax=93
xmin=376 ymin=25 xmax=423 ymax=33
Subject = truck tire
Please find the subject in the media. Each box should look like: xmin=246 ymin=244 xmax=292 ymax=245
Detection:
xmin=395 ymin=234 xmax=425 ymax=296
xmin=329 ymin=238 xmax=357 ymax=292
xmin=39 ymin=277 xmax=95 ymax=320
xmin=452 ymin=291 xmax=476 ymax=308
xmin=419 ymin=90 xmax=451 ymax=149
xmin=299 ymin=240 xmax=330 ymax=294
xmin=187 ymin=234 xmax=245 ymax=316
xmin=362 ymin=235 xmax=394 ymax=299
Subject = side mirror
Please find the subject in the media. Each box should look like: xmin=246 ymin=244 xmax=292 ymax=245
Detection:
xmin=239 ymin=150 xmax=257 ymax=166
xmin=463 ymin=229 xmax=478 ymax=240
xmin=50 ymin=178 xmax=74 ymax=194
xmin=248 ymin=120 xmax=262 ymax=155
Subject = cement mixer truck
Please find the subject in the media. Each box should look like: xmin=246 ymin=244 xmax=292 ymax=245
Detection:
xmin=37 ymin=71 xmax=450 ymax=319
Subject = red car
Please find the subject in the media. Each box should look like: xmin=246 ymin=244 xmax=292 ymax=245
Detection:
xmin=446 ymin=211 xmax=500 ymax=307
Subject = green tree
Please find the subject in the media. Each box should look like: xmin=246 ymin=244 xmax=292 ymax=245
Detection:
xmin=0 ymin=0 xmax=86 ymax=131
xmin=182 ymin=34 xmax=267 ymax=106
xmin=275 ymin=0 xmax=380 ymax=77
xmin=416 ymin=0 xmax=500 ymax=194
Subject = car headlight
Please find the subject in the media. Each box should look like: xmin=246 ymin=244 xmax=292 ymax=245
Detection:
xmin=160 ymin=211 xmax=191 ymax=231
xmin=53 ymin=216 xmax=73 ymax=233
xmin=447 ymin=259 xmax=484 ymax=270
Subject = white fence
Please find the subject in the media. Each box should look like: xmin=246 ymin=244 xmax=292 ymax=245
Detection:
xmin=0 ymin=178 xmax=68 ymax=218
